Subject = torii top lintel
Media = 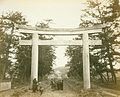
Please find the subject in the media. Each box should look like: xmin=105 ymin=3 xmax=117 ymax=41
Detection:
xmin=16 ymin=25 xmax=103 ymax=35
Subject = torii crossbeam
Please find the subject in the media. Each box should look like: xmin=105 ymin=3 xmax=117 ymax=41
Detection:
xmin=17 ymin=25 xmax=102 ymax=90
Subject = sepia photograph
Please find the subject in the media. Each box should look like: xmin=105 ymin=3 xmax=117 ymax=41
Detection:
xmin=0 ymin=0 xmax=120 ymax=97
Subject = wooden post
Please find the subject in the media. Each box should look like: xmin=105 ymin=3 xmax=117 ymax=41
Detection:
xmin=83 ymin=32 xmax=91 ymax=89
xmin=31 ymin=33 xmax=39 ymax=86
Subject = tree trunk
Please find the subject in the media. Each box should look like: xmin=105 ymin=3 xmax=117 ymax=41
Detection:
xmin=107 ymin=46 xmax=117 ymax=83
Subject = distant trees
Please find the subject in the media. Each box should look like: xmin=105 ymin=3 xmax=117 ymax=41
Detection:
xmin=66 ymin=46 xmax=83 ymax=80
xmin=35 ymin=19 xmax=53 ymax=28
xmin=66 ymin=0 xmax=120 ymax=83
xmin=35 ymin=20 xmax=55 ymax=80
xmin=0 ymin=11 xmax=55 ymax=85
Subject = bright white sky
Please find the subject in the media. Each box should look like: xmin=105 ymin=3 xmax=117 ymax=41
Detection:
xmin=0 ymin=0 xmax=87 ymax=68
xmin=0 ymin=0 xmax=86 ymax=27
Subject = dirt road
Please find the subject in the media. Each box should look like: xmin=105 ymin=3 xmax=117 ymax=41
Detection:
xmin=21 ymin=79 xmax=79 ymax=97
xmin=0 ymin=78 xmax=120 ymax=97
xmin=0 ymin=79 xmax=79 ymax=97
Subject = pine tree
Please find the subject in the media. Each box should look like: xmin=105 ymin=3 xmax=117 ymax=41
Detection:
xmin=66 ymin=0 xmax=120 ymax=83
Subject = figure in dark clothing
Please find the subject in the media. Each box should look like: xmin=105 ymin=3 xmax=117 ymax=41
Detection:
xmin=50 ymin=78 xmax=57 ymax=90
xmin=56 ymin=77 xmax=63 ymax=90
xmin=32 ymin=78 xmax=38 ymax=92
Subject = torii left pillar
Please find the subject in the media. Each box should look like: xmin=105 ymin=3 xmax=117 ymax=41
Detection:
xmin=31 ymin=33 xmax=39 ymax=86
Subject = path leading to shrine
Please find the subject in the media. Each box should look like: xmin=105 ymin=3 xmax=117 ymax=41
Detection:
xmin=18 ymin=79 xmax=80 ymax=97
xmin=0 ymin=78 xmax=120 ymax=97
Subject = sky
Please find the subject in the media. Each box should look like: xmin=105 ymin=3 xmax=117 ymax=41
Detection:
xmin=0 ymin=0 xmax=86 ymax=27
xmin=0 ymin=0 xmax=87 ymax=68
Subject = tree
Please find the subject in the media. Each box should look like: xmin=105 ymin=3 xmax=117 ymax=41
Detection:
xmin=14 ymin=20 xmax=55 ymax=84
xmin=0 ymin=11 xmax=55 ymax=85
xmin=0 ymin=11 xmax=27 ymax=81
xmin=84 ymin=0 xmax=120 ymax=83
xmin=0 ymin=26 xmax=9 ymax=81
xmin=35 ymin=19 xmax=53 ymax=28
xmin=66 ymin=0 xmax=120 ymax=83
xmin=36 ymin=20 xmax=55 ymax=80
xmin=66 ymin=46 xmax=83 ymax=80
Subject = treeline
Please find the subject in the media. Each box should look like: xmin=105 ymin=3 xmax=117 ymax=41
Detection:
xmin=0 ymin=12 xmax=55 ymax=85
xmin=66 ymin=0 xmax=120 ymax=83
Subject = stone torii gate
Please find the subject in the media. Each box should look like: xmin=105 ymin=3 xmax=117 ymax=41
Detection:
xmin=17 ymin=25 xmax=102 ymax=89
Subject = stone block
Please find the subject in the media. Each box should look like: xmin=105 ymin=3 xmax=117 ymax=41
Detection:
xmin=0 ymin=82 xmax=11 ymax=91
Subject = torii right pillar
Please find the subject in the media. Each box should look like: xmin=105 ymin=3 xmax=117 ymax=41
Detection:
xmin=83 ymin=32 xmax=91 ymax=89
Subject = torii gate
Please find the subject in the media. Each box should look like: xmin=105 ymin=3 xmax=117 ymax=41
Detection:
xmin=17 ymin=25 xmax=102 ymax=90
